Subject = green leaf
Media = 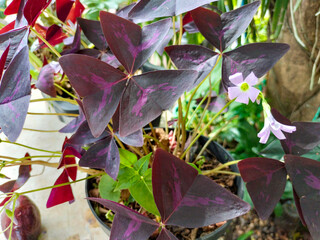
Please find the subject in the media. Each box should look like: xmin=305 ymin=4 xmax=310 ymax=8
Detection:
xmin=188 ymin=163 xmax=202 ymax=174
xmin=129 ymin=168 xmax=159 ymax=216
xmin=5 ymin=209 xmax=13 ymax=218
xmin=237 ymin=230 xmax=254 ymax=240
xmin=0 ymin=173 xmax=10 ymax=179
xmin=119 ymin=148 xmax=137 ymax=167
xmin=260 ymin=139 xmax=285 ymax=160
xmin=302 ymin=145 xmax=320 ymax=161
xmin=133 ymin=153 xmax=151 ymax=175
xmin=0 ymin=0 xmax=6 ymax=19
xmin=274 ymin=202 xmax=283 ymax=217
xmin=98 ymin=174 xmax=121 ymax=202
xmin=281 ymin=181 xmax=293 ymax=200
xmin=114 ymin=167 xmax=140 ymax=191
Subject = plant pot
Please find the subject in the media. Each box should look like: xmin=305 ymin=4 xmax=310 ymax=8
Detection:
xmin=85 ymin=134 xmax=244 ymax=240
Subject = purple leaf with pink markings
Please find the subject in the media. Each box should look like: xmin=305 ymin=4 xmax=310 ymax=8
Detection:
xmin=128 ymin=0 xmax=218 ymax=20
xmin=0 ymin=27 xmax=28 ymax=67
xmin=118 ymin=70 xmax=197 ymax=137
xmin=221 ymin=43 xmax=289 ymax=90
xmin=285 ymin=155 xmax=320 ymax=239
xmin=271 ymin=109 xmax=320 ymax=156
xmin=79 ymin=135 xmax=120 ymax=180
xmin=23 ymin=0 xmax=52 ymax=26
xmin=56 ymin=0 xmax=74 ymax=22
xmin=191 ymin=2 xmax=260 ymax=51
xmin=59 ymin=54 xmax=127 ymax=138
xmin=153 ymin=149 xmax=250 ymax=227
xmin=100 ymin=12 xmax=171 ymax=74
xmin=238 ymin=157 xmax=287 ymax=220
xmin=59 ymin=101 xmax=86 ymax=133
xmin=165 ymin=45 xmax=219 ymax=89
xmin=77 ymin=18 xmax=108 ymax=51
xmin=88 ymin=198 xmax=159 ymax=240
xmin=0 ymin=46 xmax=30 ymax=142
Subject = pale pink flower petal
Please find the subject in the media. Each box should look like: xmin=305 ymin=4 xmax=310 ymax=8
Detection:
xmin=236 ymin=92 xmax=249 ymax=104
xmin=229 ymin=72 xmax=243 ymax=85
xmin=271 ymin=127 xmax=286 ymax=140
xmin=246 ymin=72 xmax=259 ymax=86
xmin=228 ymin=86 xmax=241 ymax=100
xmin=258 ymin=125 xmax=271 ymax=144
xmin=248 ymin=87 xmax=260 ymax=103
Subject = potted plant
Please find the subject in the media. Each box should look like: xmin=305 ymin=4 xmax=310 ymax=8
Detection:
xmin=0 ymin=0 xmax=320 ymax=239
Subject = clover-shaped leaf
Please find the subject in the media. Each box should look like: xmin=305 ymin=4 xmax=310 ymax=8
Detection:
xmin=129 ymin=0 xmax=218 ymax=20
xmin=238 ymin=157 xmax=287 ymax=220
xmin=0 ymin=46 xmax=30 ymax=142
xmin=285 ymin=155 xmax=320 ymax=239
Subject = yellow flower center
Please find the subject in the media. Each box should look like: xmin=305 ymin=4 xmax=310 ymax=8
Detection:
xmin=240 ymin=82 xmax=249 ymax=91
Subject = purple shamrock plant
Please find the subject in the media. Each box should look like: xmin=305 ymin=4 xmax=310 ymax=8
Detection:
xmin=0 ymin=0 xmax=319 ymax=239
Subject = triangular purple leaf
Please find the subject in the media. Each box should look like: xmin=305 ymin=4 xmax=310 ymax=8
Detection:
xmin=222 ymin=43 xmax=289 ymax=90
xmin=61 ymin=24 xmax=81 ymax=55
xmin=157 ymin=228 xmax=178 ymax=240
xmin=285 ymin=155 xmax=320 ymax=239
xmin=0 ymin=27 xmax=28 ymax=67
xmin=79 ymin=136 xmax=120 ymax=180
xmin=129 ymin=0 xmax=217 ymax=20
xmin=100 ymin=12 xmax=171 ymax=73
xmin=23 ymin=0 xmax=52 ymax=26
xmin=238 ymin=157 xmax=287 ymax=220
xmin=0 ymin=46 xmax=30 ymax=142
xmin=191 ymin=2 xmax=260 ymax=51
xmin=293 ymin=188 xmax=306 ymax=226
xmin=59 ymin=101 xmax=86 ymax=133
xmin=118 ymin=70 xmax=197 ymax=137
xmin=77 ymin=18 xmax=108 ymax=51
xmin=153 ymin=149 xmax=250 ymax=227
xmin=56 ymin=0 xmax=74 ymax=22
xmin=59 ymin=54 xmax=127 ymax=138
xmin=165 ymin=44 xmax=219 ymax=89
xmin=88 ymin=198 xmax=159 ymax=240
xmin=0 ymin=44 xmax=10 ymax=78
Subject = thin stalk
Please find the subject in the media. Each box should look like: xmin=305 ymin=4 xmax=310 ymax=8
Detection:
xmin=23 ymin=128 xmax=59 ymax=133
xmin=202 ymin=159 xmax=241 ymax=175
xmin=143 ymin=135 xmax=167 ymax=150
xmin=181 ymin=99 xmax=235 ymax=159
xmin=30 ymin=97 xmax=78 ymax=105
xmin=178 ymin=14 xmax=183 ymax=45
xmin=167 ymin=16 xmax=177 ymax=69
xmin=203 ymin=170 xmax=240 ymax=176
xmin=27 ymin=112 xmax=79 ymax=117
xmin=107 ymin=124 xmax=125 ymax=150
xmin=184 ymin=55 xmax=222 ymax=122
xmin=165 ymin=111 xmax=169 ymax=134
xmin=149 ymin=123 xmax=157 ymax=139
xmin=8 ymin=196 xmax=17 ymax=240
xmin=0 ymin=140 xmax=61 ymax=154
xmin=30 ymin=28 xmax=61 ymax=58
xmin=54 ymin=83 xmax=78 ymax=99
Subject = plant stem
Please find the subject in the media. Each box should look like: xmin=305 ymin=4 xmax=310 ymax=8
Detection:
xmin=30 ymin=28 xmax=61 ymax=58
xmin=143 ymin=135 xmax=167 ymax=150
xmin=203 ymin=170 xmax=240 ymax=176
xmin=0 ymin=140 xmax=61 ymax=154
xmin=184 ymin=55 xmax=222 ymax=123
xmin=23 ymin=128 xmax=59 ymax=133
xmin=202 ymin=159 xmax=242 ymax=176
xmin=181 ymin=99 xmax=235 ymax=159
xmin=149 ymin=122 xmax=157 ymax=139
xmin=30 ymin=97 xmax=78 ymax=105
xmin=54 ymin=83 xmax=78 ymax=99
xmin=27 ymin=112 xmax=79 ymax=117
xmin=178 ymin=14 xmax=183 ymax=45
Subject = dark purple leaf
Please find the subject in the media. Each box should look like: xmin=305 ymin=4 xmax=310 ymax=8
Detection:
xmin=222 ymin=43 xmax=289 ymax=90
xmin=61 ymin=24 xmax=81 ymax=55
xmin=0 ymin=153 xmax=31 ymax=194
xmin=0 ymin=44 xmax=10 ymax=78
xmin=272 ymin=109 xmax=320 ymax=155
xmin=46 ymin=170 xmax=75 ymax=208
xmin=42 ymin=24 xmax=67 ymax=47
xmin=65 ymin=0 xmax=84 ymax=24
xmin=100 ymin=12 xmax=171 ymax=73
xmin=129 ymin=0 xmax=217 ymax=20
xmin=15 ymin=0 xmax=28 ymax=28
xmin=165 ymin=44 xmax=218 ymax=89
xmin=56 ymin=0 xmax=74 ymax=22
xmin=88 ymin=198 xmax=159 ymax=240
xmin=191 ymin=2 xmax=260 ymax=51
xmin=100 ymin=52 xmax=121 ymax=68
xmin=153 ymin=149 xmax=250 ymax=227
xmin=77 ymin=48 xmax=100 ymax=58
xmin=0 ymin=27 xmax=28 ymax=67
xmin=285 ymin=155 xmax=320 ymax=239
xmin=23 ymin=0 xmax=52 ymax=26
xmin=116 ymin=3 xmax=145 ymax=24
xmin=0 ymin=46 xmax=30 ymax=142
xmin=77 ymin=18 xmax=108 ymax=51
xmin=35 ymin=64 xmax=56 ymax=97
xmin=79 ymin=136 xmax=120 ymax=180
xmin=293 ymin=188 xmax=306 ymax=226
xmin=118 ymin=70 xmax=197 ymax=137
xmin=59 ymin=54 xmax=127 ymax=138
xmin=59 ymin=100 xmax=85 ymax=133
xmin=157 ymin=228 xmax=178 ymax=240
xmin=238 ymin=158 xmax=287 ymax=220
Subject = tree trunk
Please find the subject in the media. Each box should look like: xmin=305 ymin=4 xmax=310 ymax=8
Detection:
xmin=267 ymin=0 xmax=320 ymax=121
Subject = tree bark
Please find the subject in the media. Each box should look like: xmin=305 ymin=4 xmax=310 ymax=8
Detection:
xmin=267 ymin=0 xmax=320 ymax=121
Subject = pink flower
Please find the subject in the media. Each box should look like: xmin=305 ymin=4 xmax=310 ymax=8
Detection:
xmin=258 ymin=110 xmax=296 ymax=144
xmin=228 ymin=72 xmax=260 ymax=104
